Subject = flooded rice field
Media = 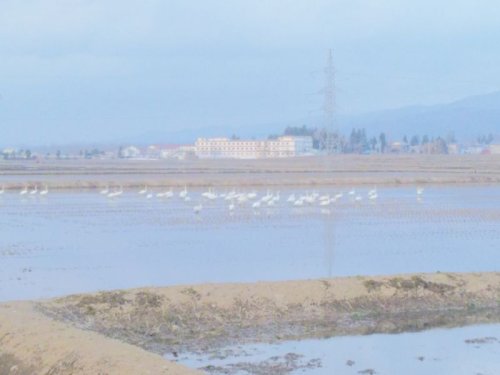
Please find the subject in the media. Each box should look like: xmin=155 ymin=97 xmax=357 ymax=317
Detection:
xmin=167 ymin=323 xmax=500 ymax=374
xmin=1 ymin=185 xmax=499 ymax=301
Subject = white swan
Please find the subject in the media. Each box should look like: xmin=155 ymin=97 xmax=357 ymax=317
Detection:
xmin=108 ymin=186 xmax=123 ymax=198
xmin=193 ymin=204 xmax=202 ymax=214
xmin=304 ymin=194 xmax=315 ymax=205
xmin=247 ymin=191 xmax=257 ymax=200
xmin=39 ymin=185 xmax=49 ymax=196
xmin=319 ymin=194 xmax=330 ymax=202
xmin=319 ymin=198 xmax=331 ymax=206
xmin=202 ymin=188 xmax=217 ymax=200
xmin=224 ymin=190 xmax=235 ymax=200
xmin=179 ymin=186 xmax=188 ymax=198
xmin=237 ymin=194 xmax=248 ymax=204
xmin=261 ymin=190 xmax=273 ymax=202
xmin=115 ymin=186 xmax=124 ymax=197
xmin=293 ymin=199 xmax=304 ymax=207
xmin=274 ymin=192 xmax=280 ymax=202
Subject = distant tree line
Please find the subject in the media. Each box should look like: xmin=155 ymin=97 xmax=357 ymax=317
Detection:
xmin=2 ymin=149 xmax=34 ymax=160
xmin=80 ymin=148 xmax=104 ymax=159
xmin=283 ymin=125 xmax=390 ymax=153
xmin=477 ymin=133 xmax=495 ymax=145
xmin=276 ymin=125 xmax=478 ymax=154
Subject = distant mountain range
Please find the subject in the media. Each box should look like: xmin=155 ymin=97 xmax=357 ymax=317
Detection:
xmin=118 ymin=91 xmax=500 ymax=146
xmin=118 ymin=124 xmax=280 ymax=146
xmin=339 ymin=91 xmax=500 ymax=141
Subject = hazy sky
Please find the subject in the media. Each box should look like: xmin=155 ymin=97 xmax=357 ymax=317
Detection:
xmin=2 ymin=0 xmax=500 ymax=145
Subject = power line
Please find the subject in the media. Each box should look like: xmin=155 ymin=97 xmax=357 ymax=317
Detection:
xmin=323 ymin=49 xmax=335 ymax=128
xmin=323 ymin=49 xmax=340 ymax=153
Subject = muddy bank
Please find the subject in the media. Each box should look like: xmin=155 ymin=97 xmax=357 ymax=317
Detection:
xmin=1 ymin=155 xmax=500 ymax=189
xmin=0 ymin=302 xmax=199 ymax=374
xmin=1 ymin=273 xmax=499 ymax=374
xmin=38 ymin=273 xmax=500 ymax=355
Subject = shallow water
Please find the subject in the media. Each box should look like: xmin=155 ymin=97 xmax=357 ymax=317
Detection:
xmin=167 ymin=324 xmax=500 ymax=374
xmin=0 ymin=185 xmax=499 ymax=301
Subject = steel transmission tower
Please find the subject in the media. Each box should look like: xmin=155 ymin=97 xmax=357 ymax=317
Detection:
xmin=323 ymin=49 xmax=338 ymax=153
xmin=322 ymin=49 xmax=337 ymax=279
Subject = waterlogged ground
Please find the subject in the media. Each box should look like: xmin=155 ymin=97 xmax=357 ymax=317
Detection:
xmin=0 ymin=185 xmax=499 ymax=301
xmin=167 ymin=324 xmax=500 ymax=375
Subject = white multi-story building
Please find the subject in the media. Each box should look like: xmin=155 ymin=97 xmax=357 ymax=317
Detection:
xmin=195 ymin=136 xmax=313 ymax=159
xmin=489 ymin=144 xmax=500 ymax=154
xmin=119 ymin=145 xmax=142 ymax=158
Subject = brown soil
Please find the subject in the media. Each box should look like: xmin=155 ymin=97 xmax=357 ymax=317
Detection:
xmin=1 ymin=154 xmax=499 ymax=189
xmin=0 ymin=302 xmax=199 ymax=374
xmin=2 ymin=272 xmax=499 ymax=374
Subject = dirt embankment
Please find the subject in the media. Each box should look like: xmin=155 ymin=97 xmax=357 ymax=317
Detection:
xmin=0 ymin=302 xmax=199 ymax=375
xmin=1 ymin=154 xmax=500 ymax=189
xmin=38 ymin=273 xmax=500 ymax=355
xmin=1 ymin=273 xmax=499 ymax=374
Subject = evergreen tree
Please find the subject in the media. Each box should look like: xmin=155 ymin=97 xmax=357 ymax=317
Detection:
xmin=410 ymin=135 xmax=420 ymax=146
xmin=379 ymin=133 xmax=387 ymax=153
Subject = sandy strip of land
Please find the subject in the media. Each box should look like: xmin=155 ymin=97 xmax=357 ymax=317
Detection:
xmin=0 ymin=302 xmax=199 ymax=375
xmin=1 ymin=154 xmax=500 ymax=188
xmin=1 ymin=273 xmax=499 ymax=374
xmin=41 ymin=272 xmax=500 ymax=354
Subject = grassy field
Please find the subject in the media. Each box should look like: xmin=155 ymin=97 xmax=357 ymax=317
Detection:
xmin=0 ymin=154 xmax=499 ymax=189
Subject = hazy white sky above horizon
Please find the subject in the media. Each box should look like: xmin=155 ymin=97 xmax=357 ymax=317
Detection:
xmin=1 ymin=0 xmax=500 ymax=145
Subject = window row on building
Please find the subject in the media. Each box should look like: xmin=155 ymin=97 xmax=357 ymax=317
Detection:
xmin=195 ymin=136 xmax=313 ymax=159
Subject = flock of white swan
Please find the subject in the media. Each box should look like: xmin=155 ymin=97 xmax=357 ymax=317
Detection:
xmin=0 ymin=184 xmax=425 ymax=214
xmin=0 ymin=184 xmax=49 ymax=196
xmin=96 ymin=185 xmax=425 ymax=214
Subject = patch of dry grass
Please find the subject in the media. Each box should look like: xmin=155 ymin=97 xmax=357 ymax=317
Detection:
xmin=2 ymin=154 xmax=500 ymax=189
xmin=37 ymin=273 xmax=500 ymax=354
